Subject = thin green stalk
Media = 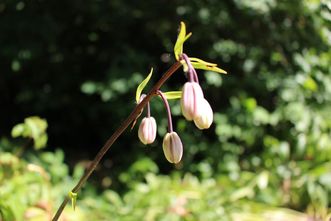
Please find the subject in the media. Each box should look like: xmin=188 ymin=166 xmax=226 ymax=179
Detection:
xmin=52 ymin=61 xmax=182 ymax=221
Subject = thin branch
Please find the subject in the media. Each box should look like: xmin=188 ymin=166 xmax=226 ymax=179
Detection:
xmin=52 ymin=61 xmax=182 ymax=221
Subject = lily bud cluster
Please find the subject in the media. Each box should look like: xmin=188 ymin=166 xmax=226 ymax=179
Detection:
xmin=136 ymin=55 xmax=215 ymax=164
xmin=135 ymin=22 xmax=226 ymax=165
xmin=180 ymin=54 xmax=213 ymax=130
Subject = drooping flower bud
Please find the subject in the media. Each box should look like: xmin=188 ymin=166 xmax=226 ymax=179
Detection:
xmin=181 ymin=82 xmax=204 ymax=121
xmin=162 ymin=132 xmax=183 ymax=164
xmin=193 ymin=98 xmax=213 ymax=130
xmin=138 ymin=117 xmax=157 ymax=145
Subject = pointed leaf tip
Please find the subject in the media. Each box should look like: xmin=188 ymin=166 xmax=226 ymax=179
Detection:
xmin=163 ymin=91 xmax=182 ymax=100
xmin=190 ymin=58 xmax=227 ymax=74
xmin=174 ymin=22 xmax=192 ymax=60
xmin=68 ymin=191 xmax=78 ymax=211
xmin=184 ymin=32 xmax=192 ymax=41
xmin=136 ymin=68 xmax=153 ymax=103
xmin=189 ymin=57 xmax=217 ymax=67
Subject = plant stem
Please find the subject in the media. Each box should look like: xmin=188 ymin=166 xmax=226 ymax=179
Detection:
xmin=147 ymin=100 xmax=151 ymax=118
xmin=157 ymin=90 xmax=173 ymax=133
xmin=181 ymin=53 xmax=199 ymax=84
xmin=51 ymin=61 xmax=182 ymax=221
xmin=139 ymin=94 xmax=151 ymax=117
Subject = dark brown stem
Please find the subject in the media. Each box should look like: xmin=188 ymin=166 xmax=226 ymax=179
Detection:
xmin=51 ymin=61 xmax=182 ymax=221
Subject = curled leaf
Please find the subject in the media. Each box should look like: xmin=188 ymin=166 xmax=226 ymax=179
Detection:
xmin=174 ymin=22 xmax=192 ymax=61
xmin=135 ymin=68 xmax=153 ymax=103
xmin=68 ymin=191 xmax=78 ymax=211
xmin=163 ymin=91 xmax=182 ymax=100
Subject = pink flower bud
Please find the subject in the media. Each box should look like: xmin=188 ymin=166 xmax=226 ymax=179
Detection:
xmin=162 ymin=132 xmax=183 ymax=164
xmin=193 ymin=99 xmax=213 ymax=129
xmin=138 ymin=117 xmax=157 ymax=145
xmin=181 ymin=82 xmax=204 ymax=121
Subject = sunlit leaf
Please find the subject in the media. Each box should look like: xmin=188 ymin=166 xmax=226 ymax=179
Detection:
xmin=0 ymin=202 xmax=16 ymax=221
xmin=257 ymin=171 xmax=269 ymax=189
xmin=174 ymin=22 xmax=192 ymax=60
xmin=11 ymin=124 xmax=25 ymax=137
xmin=69 ymin=191 xmax=78 ymax=211
xmin=189 ymin=57 xmax=218 ymax=67
xmin=174 ymin=22 xmax=186 ymax=60
xmin=184 ymin=32 xmax=192 ymax=41
xmin=11 ymin=116 xmax=48 ymax=149
xmin=135 ymin=68 xmax=153 ymax=103
xmin=163 ymin=91 xmax=182 ymax=100
xmin=303 ymin=76 xmax=318 ymax=91
xmin=191 ymin=62 xmax=227 ymax=74
xmin=230 ymin=187 xmax=254 ymax=201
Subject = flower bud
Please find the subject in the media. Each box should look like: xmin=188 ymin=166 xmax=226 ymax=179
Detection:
xmin=138 ymin=117 xmax=157 ymax=145
xmin=162 ymin=132 xmax=183 ymax=164
xmin=181 ymin=82 xmax=204 ymax=121
xmin=194 ymin=99 xmax=213 ymax=130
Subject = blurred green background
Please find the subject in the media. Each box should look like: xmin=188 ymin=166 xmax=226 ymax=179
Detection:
xmin=1 ymin=0 xmax=331 ymax=220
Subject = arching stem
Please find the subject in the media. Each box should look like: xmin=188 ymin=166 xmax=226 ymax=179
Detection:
xmin=181 ymin=53 xmax=199 ymax=84
xmin=157 ymin=90 xmax=173 ymax=133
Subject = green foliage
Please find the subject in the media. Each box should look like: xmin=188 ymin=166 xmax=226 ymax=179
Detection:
xmin=163 ymin=91 xmax=182 ymax=100
xmin=174 ymin=22 xmax=192 ymax=61
xmin=69 ymin=191 xmax=78 ymax=211
xmin=0 ymin=150 xmax=52 ymax=220
xmin=11 ymin=116 xmax=48 ymax=150
xmin=0 ymin=146 xmax=314 ymax=221
xmin=0 ymin=141 xmax=88 ymax=220
xmin=135 ymin=68 xmax=153 ymax=103
xmin=189 ymin=57 xmax=227 ymax=74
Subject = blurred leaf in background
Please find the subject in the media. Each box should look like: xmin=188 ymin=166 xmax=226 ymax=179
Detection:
xmin=11 ymin=116 xmax=48 ymax=150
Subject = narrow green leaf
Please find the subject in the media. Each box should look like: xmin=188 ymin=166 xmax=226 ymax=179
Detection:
xmin=135 ymin=68 xmax=153 ymax=103
xmin=191 ymin=62 xmax=227 ymax=74
xmin=184 ymin=32 xmax=192 ymax=41
xmin=174 ymin=22 xmax=186 ymax=60
xmin=189 ymin=57 xmax=218 ymax=67
xmin=174 ymin=22 xmax=192 ymax=60
xmin=163 ymin=91 xmax=182 ymax=100
xmin=69 ymin=191 xmax=78 ymax=211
